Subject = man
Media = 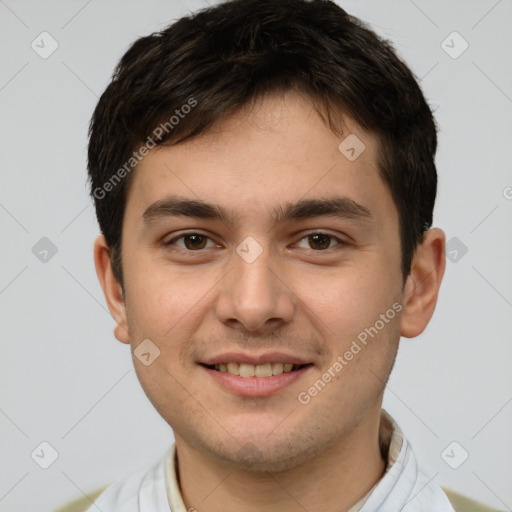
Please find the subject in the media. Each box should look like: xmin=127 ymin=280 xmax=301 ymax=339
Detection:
xmin=69 ymin=0 xmax=500 ymax=510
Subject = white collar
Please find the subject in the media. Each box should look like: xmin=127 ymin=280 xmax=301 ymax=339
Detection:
xmin=164 ymin=409 xmax=454 ymax=512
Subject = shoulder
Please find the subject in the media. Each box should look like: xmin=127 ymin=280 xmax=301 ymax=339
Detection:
xmin=442 ymin=487 xmax=505 ymax=512
xmin=55 ymin=470 xmax=143 ymax=512
xmin=55 ymin=452 xmax=171 ymax=512
xmin=57 ymin=486 xmax=503 ymax=512
xmin=55 ymin=467 xmax=148 ymax=512
xmin=54 ymin=487 xmax=107 ymax=512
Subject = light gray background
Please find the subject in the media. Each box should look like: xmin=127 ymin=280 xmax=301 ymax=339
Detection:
xmin=1 ymin=0 xmax=511 ymax=511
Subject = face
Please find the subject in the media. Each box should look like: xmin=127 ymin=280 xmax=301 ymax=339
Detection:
xmin=105 ymin=91 xmax=409 ymax=471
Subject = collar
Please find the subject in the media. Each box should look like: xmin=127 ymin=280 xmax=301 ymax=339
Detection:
xmin=346 ymin=409 xmax=403 ymax=511
xmin=164 ymin=409 xmax=453 ymax=512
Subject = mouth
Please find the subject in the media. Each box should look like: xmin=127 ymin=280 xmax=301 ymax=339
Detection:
xmin=201 ymin=362 xmax=311 ymax=378
xmin=199 ymin=360 xmax=314 ymax=397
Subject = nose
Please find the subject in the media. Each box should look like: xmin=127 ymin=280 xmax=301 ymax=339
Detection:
xmin=214 ymin=243 xmax=296 ymax=335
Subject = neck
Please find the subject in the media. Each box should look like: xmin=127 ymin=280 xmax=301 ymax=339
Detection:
xmin=174 ymin=408 xmax=386 ymax=512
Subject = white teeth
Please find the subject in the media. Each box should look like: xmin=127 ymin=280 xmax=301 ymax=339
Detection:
xmin=255 ymin=363 xmax=272 ymax=377
xmin=212 ymin=362 xmax=303 ymax=378
xmin=239 ymin=363 xmax=255 ymax=377
xmin=227 ymin=362 xmax=240 ymax=375
xmin=271 ymin=362 xmax=284 ymax=375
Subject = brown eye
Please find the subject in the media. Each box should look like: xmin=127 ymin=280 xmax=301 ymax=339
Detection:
xmin=307 ymin=233 xmax=332 ymax=250
xmin=294 ymin=232 xmax=345 ymax=251
xmin=166 ymin=233 xmax=216 ymax=250
xmin=183 ymin=234 xmax=207 ymax=250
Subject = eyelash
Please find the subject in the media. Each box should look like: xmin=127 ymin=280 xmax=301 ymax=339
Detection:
xmin=163 ymin=231 xmax=348 ymax=252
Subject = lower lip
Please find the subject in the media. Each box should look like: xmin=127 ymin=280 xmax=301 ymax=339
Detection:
xmin=201 ymin=365 xmax=312 ymax=397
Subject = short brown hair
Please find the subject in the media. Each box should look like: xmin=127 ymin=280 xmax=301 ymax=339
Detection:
xmin=88 ymin=0 xmax=438 ymax=287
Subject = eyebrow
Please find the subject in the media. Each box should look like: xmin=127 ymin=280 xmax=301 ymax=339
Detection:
xmin=142 ymin=195 xmax=373 ymax=228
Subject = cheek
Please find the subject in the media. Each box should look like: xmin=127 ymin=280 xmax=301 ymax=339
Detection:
xmin=294 ymin=261 xmax=400 ymax=344
xmin=124 ymin=260 xmax=220 ymax=341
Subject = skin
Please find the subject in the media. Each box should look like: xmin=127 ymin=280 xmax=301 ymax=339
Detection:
xmin=95 ymin=90 xmax=445 ymax=512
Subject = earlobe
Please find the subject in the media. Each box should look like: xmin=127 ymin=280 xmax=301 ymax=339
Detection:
xmin=93 ymin=235 xmax=130 ymax=344
xmin=399 ymin=228 xmax=446 ymax=338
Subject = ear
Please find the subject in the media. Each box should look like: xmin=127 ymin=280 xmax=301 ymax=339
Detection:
xmin=400 ymin=228 xmax=446 ymax=338
xmin=93 ymin=235 xmax=130 ymax=344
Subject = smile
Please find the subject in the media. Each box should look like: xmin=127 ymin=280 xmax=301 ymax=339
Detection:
xmin=204 ymin=362 xmax=308 ymax=378
xmin=200 ymin=362 xmax=313 ymax=397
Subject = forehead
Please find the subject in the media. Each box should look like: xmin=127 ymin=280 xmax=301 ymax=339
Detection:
xmin=125 ymin=91 xmax=393 ymax=226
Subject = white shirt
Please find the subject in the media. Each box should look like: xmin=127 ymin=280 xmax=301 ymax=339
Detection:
xmin=84 ymin=410 xmax=455 ymax=512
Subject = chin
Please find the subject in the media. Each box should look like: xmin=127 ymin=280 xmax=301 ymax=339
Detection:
xmin=207 ymin=432 xmax=327 ymax=474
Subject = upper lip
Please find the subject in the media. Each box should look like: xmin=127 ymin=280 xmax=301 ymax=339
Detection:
xmin=200 ymin=351 xmax=312 ymax=366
